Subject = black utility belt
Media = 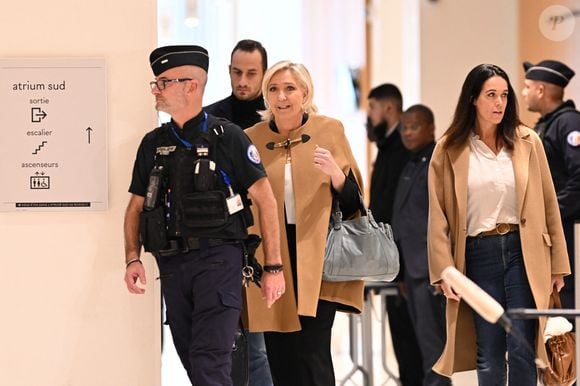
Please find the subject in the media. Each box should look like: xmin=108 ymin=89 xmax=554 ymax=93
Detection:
xmin=157 ymin=237 xmax=238 ymax=257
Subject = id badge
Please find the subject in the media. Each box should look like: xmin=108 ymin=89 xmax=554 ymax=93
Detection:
xmin=226 ymin=194 xmax=244 ymax=215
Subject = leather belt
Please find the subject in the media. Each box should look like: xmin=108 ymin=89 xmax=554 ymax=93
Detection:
xmin=158 ymin=238 xmax=235 ymax=257
xmin=477 ymin=223 xmax=519 ymax=237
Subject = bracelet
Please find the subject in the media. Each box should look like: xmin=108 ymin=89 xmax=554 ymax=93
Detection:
xmin=263 ymin=264 xmax=284 ymax=273
xmin=126 ymin=258 xmax=142 ymax=268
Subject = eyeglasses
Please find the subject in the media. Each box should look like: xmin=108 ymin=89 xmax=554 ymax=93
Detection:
xmin=149 ymin=78 xmax=192 ymax=91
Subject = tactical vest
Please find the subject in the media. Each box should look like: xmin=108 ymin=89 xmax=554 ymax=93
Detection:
xmin=140 ymin=118 xmax=252 ymax=253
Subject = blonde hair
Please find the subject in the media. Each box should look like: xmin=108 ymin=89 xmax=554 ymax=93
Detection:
xmin=260 ymin=60 xmax=318 ymax=122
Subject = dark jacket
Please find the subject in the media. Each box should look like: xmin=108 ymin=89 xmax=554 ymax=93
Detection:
xmin=204 ymin=94 xmax=265 ymax=129
xmin=535 ymin=100 xmax=580 ymax=223
xmin=369 ymin=123 xmax=411 ymax=224
xmin=392 ymin=142 xmax=435 ymax=279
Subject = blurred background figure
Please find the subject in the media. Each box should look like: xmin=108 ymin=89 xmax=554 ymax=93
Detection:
xmin=392 ymin=104 xmax=451 ymax=386
xmin=367 ymin=83 xmax=424 ymax=385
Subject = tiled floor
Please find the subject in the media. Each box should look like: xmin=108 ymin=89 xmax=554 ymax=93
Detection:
xmin=161 ymin=293 xmax=479 ymax=385
xmin=332 ymin=294 xmax=478 ymax=386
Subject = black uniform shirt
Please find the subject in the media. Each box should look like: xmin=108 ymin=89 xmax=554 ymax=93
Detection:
xmin=536 ymin=100 xmax=580 ymax=221
xmin=129 ymin=110 xmax=267 ymax=198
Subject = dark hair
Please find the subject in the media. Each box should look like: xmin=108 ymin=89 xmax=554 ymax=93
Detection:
xmin=231 ymin=39 xmax=268 ymax=72
xmin=443 ymin=64 xmax=520 ymax=150
xmin=404 ymin=104 xmax=434 ymax=125
xmin=368 ymin=83 xmax=403 ymax=112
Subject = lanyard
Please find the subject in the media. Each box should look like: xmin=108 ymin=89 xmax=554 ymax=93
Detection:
xmin=170 ymin=112 xmax=208 ymax=148
xmin=169 ymin=112 xmax=234 ymax=193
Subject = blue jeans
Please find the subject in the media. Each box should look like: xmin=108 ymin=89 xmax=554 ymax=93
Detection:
xmin=248 ymin=332 xmax=273 ymax=386
xmin=465 ymin=232 xmax=537 ymax=386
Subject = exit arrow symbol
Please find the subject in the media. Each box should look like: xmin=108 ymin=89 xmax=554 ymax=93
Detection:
xmin=86 ymin=127 xmax=93 ymax=144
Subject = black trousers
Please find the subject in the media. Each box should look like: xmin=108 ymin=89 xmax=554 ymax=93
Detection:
xmin=157 ymin=244 xmax=243 ymax=386
xmin=264 ymin=300 xmax=338 ymax=386
xmin=404 ymin=275 xmax=451 ymax=386
xmin=386 ymin=290 xmax=424 ymax=386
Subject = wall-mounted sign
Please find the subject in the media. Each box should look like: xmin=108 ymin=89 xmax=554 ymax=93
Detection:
xmin=0 ymin=58 xmax=107 ymax=211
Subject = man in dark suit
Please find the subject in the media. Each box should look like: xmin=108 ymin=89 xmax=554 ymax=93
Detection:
xmin=205 ymin=39 xmax=267 ymax=130
xmin=367 ymin=84 xmax=423 ymax=385
xmin=392 ymin=105 xmax=450 ymax=386
xmin=204 ymin=39 xmax=273 ymax=386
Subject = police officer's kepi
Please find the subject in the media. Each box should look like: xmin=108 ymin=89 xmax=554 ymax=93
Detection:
xmin=149 ymin=45 xmax=209 ymax=76
xmin=523 ymin=60 xmax=575 ymax=88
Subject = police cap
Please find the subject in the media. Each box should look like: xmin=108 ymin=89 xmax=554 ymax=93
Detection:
xmin=523 ymin=60 xmax=575 ymax=88
xmin=149 ymin=45 xmax=209 ymax=76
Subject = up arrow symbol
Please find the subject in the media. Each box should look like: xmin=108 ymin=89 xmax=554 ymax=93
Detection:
xmin=86 ymin=127 xmax=93 ymax=144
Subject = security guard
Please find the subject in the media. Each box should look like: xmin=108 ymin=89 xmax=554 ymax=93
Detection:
xmin=522 ymin=59 xmax=580 ymax=309
xmin=123 ymin=45 xmax=284 ymax=386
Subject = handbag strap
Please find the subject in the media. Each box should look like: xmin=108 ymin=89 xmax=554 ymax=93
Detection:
xmin=331 ymin=190 xmax=366 ymax=215
xmin=331 ymin=191 xmax=367 ymax=228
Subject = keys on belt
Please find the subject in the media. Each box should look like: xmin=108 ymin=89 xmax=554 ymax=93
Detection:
xmin=478 ymin=223 xmax=519 ymax=237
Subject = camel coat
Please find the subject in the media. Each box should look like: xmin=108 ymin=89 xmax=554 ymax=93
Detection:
xmin=243 ymin=115 xmax=365 ymax=332
xmin=427 ymin=126 xmax=570 ymax=376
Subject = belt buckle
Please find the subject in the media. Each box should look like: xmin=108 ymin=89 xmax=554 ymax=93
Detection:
xmin=496 ymin=223 xmax=510 ymax=235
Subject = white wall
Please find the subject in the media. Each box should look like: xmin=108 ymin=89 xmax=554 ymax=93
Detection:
xmin=369 ymin=0 xmax=404 ymax=90
xmin=518 ymin=0 xmax=580 ymax=127
xmin=0 ymin=1 xmax=161 ymax=385
xmin=370 ymin=0 xmax=519 ymax=138
xmin=419 ymin=0 xmax=519 ymax=137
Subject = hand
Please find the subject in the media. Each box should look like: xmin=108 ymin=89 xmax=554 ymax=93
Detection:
xmin=261 ymin=271 xmax=285 ymax=308
xmin=314 ymin=145 xmax=346 ymax=191
xmin=314 ymin=145 xmax=341 ymax=177
xmin=440 ymin=279 xmax=460 ymax=301
xmin=124 ymin=261 xmax=147 ymax=294
xmin=551 ymin=274 xmax=565 ymax=292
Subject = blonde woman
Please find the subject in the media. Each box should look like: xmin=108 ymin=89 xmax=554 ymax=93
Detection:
xmin=244 ymin=61 xmax=364 ymax=386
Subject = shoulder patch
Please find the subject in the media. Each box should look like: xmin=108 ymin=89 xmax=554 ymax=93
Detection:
xmin=567 ymin=131 xmax=580 ymax=147
xmin=247 ymin=144 xmax=261 ymax=164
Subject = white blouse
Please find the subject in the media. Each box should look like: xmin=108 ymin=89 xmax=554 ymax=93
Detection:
xmin=467 ymin=134 xmax=519 ymax=236
xmin=284 ymin=162 xmax=296 ymax=224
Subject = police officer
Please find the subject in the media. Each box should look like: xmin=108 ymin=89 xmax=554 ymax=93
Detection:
xmin=522 ymin=59 xmax=580 ymax=309
xmin=123 ymin=45 xmax=284 ymax=386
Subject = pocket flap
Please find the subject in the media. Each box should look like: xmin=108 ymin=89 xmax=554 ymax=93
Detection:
xmin=219 ymin=290 xmax=242 ymax=310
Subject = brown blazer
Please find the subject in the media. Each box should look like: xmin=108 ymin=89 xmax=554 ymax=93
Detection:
xmin=427 ymin=125 xmax=570 ymax=376
xmin=243 ymin=115 xmax=364 ymax=332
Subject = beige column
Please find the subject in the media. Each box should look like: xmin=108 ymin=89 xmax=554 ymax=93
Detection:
xmin=0 ymin=2 xmax=160 ymax=386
